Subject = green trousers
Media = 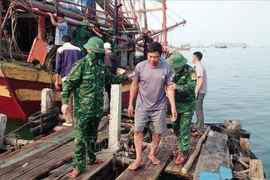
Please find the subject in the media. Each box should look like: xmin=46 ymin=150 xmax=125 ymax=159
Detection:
xmin=172 ymin=109 xmax=194 ymax=156
xmin=72 ymin=116 xmax=101 ymax=172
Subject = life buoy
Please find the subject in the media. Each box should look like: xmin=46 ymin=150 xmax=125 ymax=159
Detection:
xmin=28 ymin=106 xmax=60 ymax=127
xmin=30 ymin=116 xmax=60 ymax=136
xmin=212 ymin=124 xmax=251 ymax=139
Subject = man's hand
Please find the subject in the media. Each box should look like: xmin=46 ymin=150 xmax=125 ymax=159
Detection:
xmin=47 ymin=12 xmax=53 ymax=17
xmin=127 ymin=105 xmax=134 ymax=118
xmin=54 ymin=81 xmax=60 ymax=90
xmin=61 ymin=104 xmax=69 ymax=115
xmin=195 ymin=89 xmax=199 ymax=99
xmin=171 ymin=107 xmax=177 ymax=122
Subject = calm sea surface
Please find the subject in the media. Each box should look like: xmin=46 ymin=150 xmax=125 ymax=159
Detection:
xmin=181 ymin=47 xmax=270 ymax=178
xmin=3 ymin=47 xmax=270 ymax=178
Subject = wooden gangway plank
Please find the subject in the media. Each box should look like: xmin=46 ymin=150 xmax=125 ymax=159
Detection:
xmin=165 ymin=135 xmax=199 ymax=179
xmin=0 ymin=127 xmax=74 ymax=176
xmin=116 ymin=131 xmax=175 ymax=180
xmin=193 ymin=132 xmax=230 ymax=180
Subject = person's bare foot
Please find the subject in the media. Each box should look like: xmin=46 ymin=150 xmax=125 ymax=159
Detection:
xmin=128 ymin=160 xmax=144 ymax=170
xmin=148 ymin=155 xmax=161 ymax=165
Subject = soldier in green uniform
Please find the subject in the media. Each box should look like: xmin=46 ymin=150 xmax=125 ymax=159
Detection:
xmin=61 ymin=37 xmax=131 ymax=178
xmin=72 ymin=20 xmax=93 ymax=56
xmin=104 ymin=28 xmax=116 ymax=52
xmin=166 ymin=52 xmax=196 ymax=165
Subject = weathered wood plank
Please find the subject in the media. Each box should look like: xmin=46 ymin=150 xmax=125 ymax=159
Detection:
xmin=138 ymin=133 xmax=175 ymax=180
xmin=0 ymin=130 xmax=74 ymax=176
xmin=0 ymin=127 xmax=73 ymax=162
xmin=77 ymin=153 xmax=114 ymax=180
xmin=0 ymin=141 xmax=73 ymax=179
xmin=116 ymin=131 xmax=173 ymax=180
xmin=193 ymin=132 xmax=230 ymax=180
xmin=181 ymin=126 xmax=211 ymax=175
xmin=165 ymin=134 xmax=198 ymax=176
xmin=42 ymin=163 xmax=72 ymax=180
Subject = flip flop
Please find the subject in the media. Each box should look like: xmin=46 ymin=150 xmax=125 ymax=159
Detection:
xmin=174 ymin=155 xmax=185 ymax=165
xmin=88 ymin=158 xmax=104 ymax=165
xmin=172 ymin=149 xmax=181 ymax=156
xmin=69 ymin=170 xmax=80 ymax=178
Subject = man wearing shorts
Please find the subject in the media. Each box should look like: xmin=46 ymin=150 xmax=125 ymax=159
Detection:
xmin=128 ymin=42 xmax=177 ymax=170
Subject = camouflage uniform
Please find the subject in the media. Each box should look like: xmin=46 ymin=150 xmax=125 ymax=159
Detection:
xmin=167 ymin=53 xmax=196 ymax=156
xmin=61 ymin=37 xmax=128 ymax=172
xmin=73 ymin=27 xmax=93 ymax=56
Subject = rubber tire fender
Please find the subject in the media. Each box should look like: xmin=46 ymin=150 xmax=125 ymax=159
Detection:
xmin=30 ymin=116 xmax=60 ymax=136
xmin=28 ymin=106 xmax=60 ymax=127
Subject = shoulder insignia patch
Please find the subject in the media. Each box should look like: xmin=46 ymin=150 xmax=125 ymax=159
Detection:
xmin=191 ymin=72 xmax=196 ymax=80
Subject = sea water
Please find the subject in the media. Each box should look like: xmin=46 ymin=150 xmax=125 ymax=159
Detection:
xmin=181 ymin=47 xmax=270 ymax=178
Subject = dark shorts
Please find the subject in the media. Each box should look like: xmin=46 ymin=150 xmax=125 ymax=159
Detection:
xmin=134 ymin=107 xmax=167 ymax=134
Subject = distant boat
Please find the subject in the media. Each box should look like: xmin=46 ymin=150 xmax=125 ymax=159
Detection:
xmin=176 ymin=44 xmax=191 ymax=51
xmin=215 ymin=45 xmax=227 ymax=48
xmin=243 ymin=46 xmax=246 ymax=49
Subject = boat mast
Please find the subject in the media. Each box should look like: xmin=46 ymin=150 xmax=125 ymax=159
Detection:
xmin=161 ymin=0 xmax=167 ymax=49
xmin=142 ymin=0 xmax=147 ymax=30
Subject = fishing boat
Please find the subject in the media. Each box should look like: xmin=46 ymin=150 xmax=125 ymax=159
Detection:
xmin=0 ymin=0 xmax=186 ymax=125
xmin=215 ymin=44 xmax=227 ymax=48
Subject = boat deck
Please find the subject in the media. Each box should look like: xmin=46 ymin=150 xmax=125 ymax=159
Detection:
xmin=0 ymin=117 xmax=234 ymax=180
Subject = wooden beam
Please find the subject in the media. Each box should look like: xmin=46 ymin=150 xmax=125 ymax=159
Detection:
xmin=122 ymin=8 xmax=163 ymax=14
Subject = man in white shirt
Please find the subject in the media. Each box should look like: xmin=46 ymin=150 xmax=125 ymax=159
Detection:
xmin=192 ymin=51 xmax=207 ymax=134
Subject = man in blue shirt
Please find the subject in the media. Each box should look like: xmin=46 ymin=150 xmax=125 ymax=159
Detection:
xmin=47 ymin=12 xmax=68 ymax=45
xmin=55 ymin=35 xmax=83 ymax=126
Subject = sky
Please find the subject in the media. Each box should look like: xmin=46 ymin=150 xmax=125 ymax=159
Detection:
xmin=145 ymin=1 xmax=270 ymax=47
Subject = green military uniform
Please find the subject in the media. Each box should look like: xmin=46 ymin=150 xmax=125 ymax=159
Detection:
xmin=61 ymin=37 xmax=128 ymax=172
xmin=73 ymin=20 xmax=93 ymax=56
xmin=167 ymin=53 xmax=196 ymax=156
xmin=104 ymin=28 xmax=116 ymax=52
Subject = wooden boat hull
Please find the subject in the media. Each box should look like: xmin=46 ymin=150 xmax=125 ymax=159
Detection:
xmin=0 ymin=61 xmax=131 ymax=125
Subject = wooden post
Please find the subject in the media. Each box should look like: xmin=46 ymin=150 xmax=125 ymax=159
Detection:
xmin=121 ymin=34 xmax=128 ymax=68
xmin=0 ymin=114 xmax=7 ymax=146
xmin=108 ymin=84 xmax=122 ymax=150
xmin=41 ymin=88 xmax=54 ymax=113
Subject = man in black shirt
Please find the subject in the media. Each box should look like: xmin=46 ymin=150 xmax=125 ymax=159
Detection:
xmin=143 ymin=31 xmax=153 ymax=60
xmin=124 ymin=34 xmax=136 ymax=70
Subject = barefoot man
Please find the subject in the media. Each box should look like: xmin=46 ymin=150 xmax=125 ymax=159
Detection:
xmin=128 ymin=42 xmax=177 ymax=170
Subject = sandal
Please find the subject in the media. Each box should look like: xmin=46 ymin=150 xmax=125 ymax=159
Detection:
xmin=174 ymin=155 xmax=185 ymax=165
xmin=88 ymin=158 xmax=104 ymax=165
xmin=172 ymin=149 xmax=181 ymax=156
xmin=69 ymin=170 xmax=80 ymax=178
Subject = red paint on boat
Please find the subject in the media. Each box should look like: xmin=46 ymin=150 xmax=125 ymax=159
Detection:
xmin=0 ymin=78 xmax=27 ymax=125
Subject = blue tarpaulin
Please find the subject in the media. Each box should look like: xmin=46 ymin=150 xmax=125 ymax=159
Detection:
xmin=57 ymin=0 xmax=96 ymax=15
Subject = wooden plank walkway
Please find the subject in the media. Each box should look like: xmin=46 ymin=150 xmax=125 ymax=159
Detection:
xmin=0 ymin=118 xmax=235 ymax=180
xmin=116 ymin=131 xmax=175 ymax=180
xmin=0 ymin=116 xmax=116 ymax=180
xmin=165 ymin=135 xmax=199 ymax=179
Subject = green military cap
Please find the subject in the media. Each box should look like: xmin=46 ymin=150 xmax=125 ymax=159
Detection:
xmin=83 ymin=37 xmax=105 ymax=53
xmin=80 ymin=19 xmax=90 ymax=26
xmin=166 ymin=52 xmax=188 ymax=69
